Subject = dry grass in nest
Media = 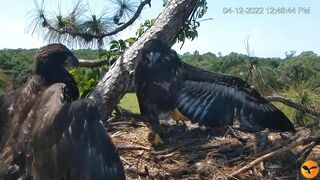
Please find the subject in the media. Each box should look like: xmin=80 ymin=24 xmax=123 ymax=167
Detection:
xmin=106 ymin=115 xmax=320 ymax=180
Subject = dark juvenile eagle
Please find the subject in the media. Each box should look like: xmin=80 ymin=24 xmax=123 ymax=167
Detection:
xmin=134 ymin=39 xmax=295 ymax=145
xmin=0 ymin=44 xmax=125 ymax=179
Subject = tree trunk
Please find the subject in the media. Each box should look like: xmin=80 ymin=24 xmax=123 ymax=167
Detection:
xmin=89 ymin=0 xmax=200 ymax=119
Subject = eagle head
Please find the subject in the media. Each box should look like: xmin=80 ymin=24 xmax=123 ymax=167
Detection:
xmin=33 ymin=43 xmax=78 ymax=75
xmin=33 ymin=43 xmax=80 ymax=100
xmin=142 ymin=39 xmax=171 ymax=66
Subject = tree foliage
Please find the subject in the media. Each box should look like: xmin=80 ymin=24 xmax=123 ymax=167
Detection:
xmin=26 ymin=0 xmax=151 ymax=48
xmin=180 ymin=50 xmax=320 ymax=127
xmin=181 ymin=51 xmax=320 ymax=92
xmin=172 ymin=0 xmax=208 ymax=47
xmin=1 ymin=48 xmax=319 ymax=94
xmin=0 ymin=70 xmax=12 ymax=92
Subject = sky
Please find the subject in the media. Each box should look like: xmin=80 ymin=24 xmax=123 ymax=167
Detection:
xmin=0 ymin=0 xmax=319 ymax=58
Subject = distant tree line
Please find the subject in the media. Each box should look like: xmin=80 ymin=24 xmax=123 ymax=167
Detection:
xmin=1 ymin=49 xmax=319 ymax=93
xmin=0 ymin=48 xmax=319 ymax=127
xmin=180 ymin=50 xmax=320 ymax=127
xmin=181 ymin=50 xmax=320 ymax=94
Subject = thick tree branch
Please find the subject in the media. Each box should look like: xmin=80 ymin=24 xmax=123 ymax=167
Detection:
xmin=89 ymin=0 xmax=201 ymax=119
xmin=266 ymin=95 xmax=320 ymax=117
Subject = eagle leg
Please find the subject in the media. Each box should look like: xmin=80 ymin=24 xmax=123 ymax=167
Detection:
xmin=147 ymin=120 xmax=164 ymax=146
xmin=145 ymin=104 xmax=164 ymax=146
xmin=148 ymin=132 xmax=164 ymax=146
xmin=153 ymin=133 xmax=164 ymax=145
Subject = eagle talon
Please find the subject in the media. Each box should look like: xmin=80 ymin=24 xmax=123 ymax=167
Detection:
xmin=170 ymin=108 xmax=189 ymax=125
xmin=148 ymin=132 xmax=164 ymax=146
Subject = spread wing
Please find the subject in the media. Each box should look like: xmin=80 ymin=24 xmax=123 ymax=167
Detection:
xmin=134 ymin=40 xmax=294 ymax=134
xmin=309 ymin=166 xmax=318 ymax=170
xmin=176 ymin=62 xmax=295 ymax=132
xmin=31 ymin=84 xmax=125 ymax=180
xmin=302 ymin=165 xmax=309 ymax=170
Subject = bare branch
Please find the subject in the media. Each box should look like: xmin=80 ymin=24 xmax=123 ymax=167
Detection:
xmin=78 ymin=58 xmax=109 ymax=68
xmin=266 ymin=95 xmax=320 ymax=117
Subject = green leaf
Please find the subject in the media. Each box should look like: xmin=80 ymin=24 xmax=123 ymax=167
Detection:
xmin=125 ymin=37 xmax=136 ymax=44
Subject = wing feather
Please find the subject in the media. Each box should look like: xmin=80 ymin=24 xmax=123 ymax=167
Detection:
xmin=178 ymin=62 xmax=295 ymax=132
xmin=31 ymin=84 xmax=125 ymax=180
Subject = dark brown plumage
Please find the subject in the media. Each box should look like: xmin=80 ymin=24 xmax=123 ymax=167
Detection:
xmin=135 ymin=40 xmax=295 ymax=145
xmin=0 ymin=44 xmax=125 ymax=180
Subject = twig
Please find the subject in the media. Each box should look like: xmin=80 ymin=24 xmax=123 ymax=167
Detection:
xmin=297 ymin=142 xmax=317 ymax=162
xmin=125 ymin=167 xmax=149 ymax=177
xmin=228 ymin=136 xmax=320 ymax=178
xmin=254 ymin=130 xmax=301 ymax=157
xmin=120 ymin=157 xmax=132 ymax=166
xmin=111 ymin=131 xmax=126 ymax=137
xmin=106 ymin=116 xmax=118 ymax=123
xmin=118 ymin=145 xmax=151 ymax=151
xmin=227 ymin=156 xmax=246 ymax=164
xmin=155 ymin=151 xmax=177 ymax=160
xmin=151 ymin=139 xmax=198 ymax=155
xmin=136 ymin=150 xmax=145 ymax=170
xmin=108 ymin=113 xmax=144 ymax=123
xmin=109 ymin=121 xmax=144 ymax=127
xmin=223 ymin=126 xmax=247 ymax=144
xmin=152 ymin=146 xmax=184 ymax=156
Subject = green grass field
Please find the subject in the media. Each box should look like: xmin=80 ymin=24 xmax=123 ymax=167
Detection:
xmin=118 ymin=93 xmax=140 ymax=114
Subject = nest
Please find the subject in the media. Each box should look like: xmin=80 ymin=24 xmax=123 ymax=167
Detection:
xmin=106 ymin=115 xmax=320 ymax=180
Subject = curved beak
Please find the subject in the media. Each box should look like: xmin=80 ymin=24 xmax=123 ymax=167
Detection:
xmin=146 ymin=52 xmax=161 ymax=66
